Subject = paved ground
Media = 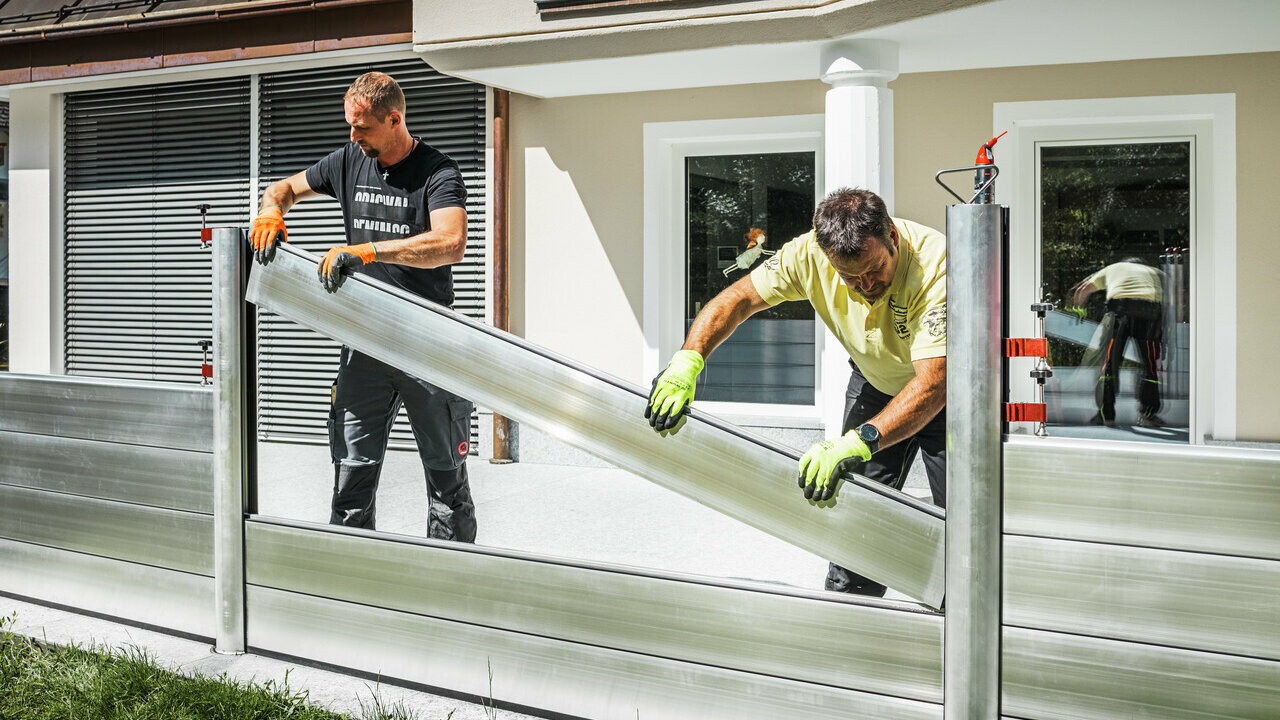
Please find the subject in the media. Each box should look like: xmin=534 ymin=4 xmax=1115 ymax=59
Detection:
xmin=0 ymin=596 xmax=539 ymax=720
xmin=257 ymin=443 xmax=934 ymax=597
xmin=1046 ymin=421 xmax=1189 ymax=444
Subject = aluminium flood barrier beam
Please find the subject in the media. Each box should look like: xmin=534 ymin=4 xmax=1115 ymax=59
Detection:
xmin=246 ymin=243 xmax=947 ymax=607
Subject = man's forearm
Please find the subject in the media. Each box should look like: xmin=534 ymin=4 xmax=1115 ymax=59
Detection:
xmin=682 ymin=292 xmax=755 ymax=358
xmin=260 ymin=180 xmax=298 ymax=214
xmin=865 ymin=364 xmax=946 ymax=449
xmin=370 ymin=229 xmax=466 ymax=269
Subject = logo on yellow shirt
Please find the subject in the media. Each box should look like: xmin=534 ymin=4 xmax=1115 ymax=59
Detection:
xmin=889 ymin=297 xmax=910 ymax=339
xmin=922 ymin=306 xmax=947 ymax=339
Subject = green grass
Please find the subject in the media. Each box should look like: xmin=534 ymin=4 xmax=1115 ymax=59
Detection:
xmin=0 ymin=614 xmax=428 ymax=720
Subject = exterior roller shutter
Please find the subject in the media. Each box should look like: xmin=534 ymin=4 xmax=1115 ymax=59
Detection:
xmin=64 ymin=78 xmax=250 ymax=383
xmin=257 ymin=60 xmax=486 ymax=451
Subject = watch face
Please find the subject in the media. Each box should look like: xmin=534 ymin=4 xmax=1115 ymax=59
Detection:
xmin=859 ymin=424 xmax=880 ymax=443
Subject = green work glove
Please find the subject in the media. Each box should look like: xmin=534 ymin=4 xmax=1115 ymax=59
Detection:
xmin=1065 ymin=306 xmax=1087 ymax=323
xmin=645 ymin=350 xmax=704 ymax=432
xmin=798 ymin=431 xmax=873 ymax=501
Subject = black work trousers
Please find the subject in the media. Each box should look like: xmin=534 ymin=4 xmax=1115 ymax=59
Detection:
xmin=825 ymin=361 xmax=947 ymax=597
xmin=328 ymin=347 xmax=476 ymax=542
xmin=1096 ymin=298 xmax=1163 ymax=421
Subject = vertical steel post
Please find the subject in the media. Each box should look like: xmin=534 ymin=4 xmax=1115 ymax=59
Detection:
xmin=212 ymin=226 xmax=246 ymax=654
xmin=944 ymin=203 xmax=1003 ymax=719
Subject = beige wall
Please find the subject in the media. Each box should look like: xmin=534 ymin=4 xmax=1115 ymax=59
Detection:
xmin=511 ymin=51 xmax=1280 ymax=440
xmin=893 ymin=52 xmax=1280 ymax=441
xmin=511 ymin=80 xmax=825 ymax=383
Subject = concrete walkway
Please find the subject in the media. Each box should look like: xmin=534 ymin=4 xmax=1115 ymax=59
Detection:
xmin=0 ymin=595 xmax=541 ymax=720
xmin=257 ymin=445 xmax=936 ymax=595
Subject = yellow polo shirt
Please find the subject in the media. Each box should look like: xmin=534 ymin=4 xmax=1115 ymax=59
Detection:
xmin=1085 ymin=262 xmax=1163 ymax=303
xmin=750 ymin=218 xmax=947 ymax=396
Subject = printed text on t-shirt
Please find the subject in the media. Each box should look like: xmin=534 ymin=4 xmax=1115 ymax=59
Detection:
xmin=352 ymin=218 xmax=411 ymax=235
xmin=354 ymin=190 xmax=410 ymax=208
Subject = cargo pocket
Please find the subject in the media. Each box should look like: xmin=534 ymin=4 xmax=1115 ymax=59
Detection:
xmin=327 ymin=382 xmax=340 ymax=463
xmin=447 ymin=397 xmax=474 ymax=465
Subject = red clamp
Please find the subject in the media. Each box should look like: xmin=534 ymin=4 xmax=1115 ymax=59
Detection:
xmin=197 ymin=204 xmax=212 ymax=248
xmin=1005 ymin=403 xmax=1047 ymax=423
xmin=198 ymin=340 xmax=212 ymax=384
xmin=1005 ymin=338 xmax=1048 ymax=358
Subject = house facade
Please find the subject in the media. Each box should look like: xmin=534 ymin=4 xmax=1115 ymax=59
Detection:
xmin=2 ymin=2 xmax=1279 ymax=719
xmin=416 ymin=0 xmax=1280 ymax=446
xmin=2 ymin=0 xmax=492 ymax=448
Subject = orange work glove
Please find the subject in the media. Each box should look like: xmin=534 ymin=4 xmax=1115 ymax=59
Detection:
xmin=250 ymin=206 xmax=288 ymax=264
xmin=318 ymin=243 xmax=378 ymax=293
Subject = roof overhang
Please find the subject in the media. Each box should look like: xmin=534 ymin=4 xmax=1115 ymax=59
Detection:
xmin=416 ymin=0 xmax=1280 ymax=97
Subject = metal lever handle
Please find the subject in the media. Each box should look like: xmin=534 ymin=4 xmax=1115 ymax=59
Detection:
xmin=934 ymin=164 xmax=1000 ymax=205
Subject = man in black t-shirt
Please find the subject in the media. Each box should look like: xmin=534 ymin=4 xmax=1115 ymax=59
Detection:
xmin=249 ymin=71 xmax=476 ymax=542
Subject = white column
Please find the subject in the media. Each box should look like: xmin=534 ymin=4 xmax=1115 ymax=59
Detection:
xmin=818 ymin=40 xmax=898 ymax=436
xmin=8 ymin=87 xmax=61 ymax=375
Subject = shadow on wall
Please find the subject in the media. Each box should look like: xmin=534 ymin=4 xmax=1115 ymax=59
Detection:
xmin=508 ymin=83 xmax=828 ymax=361
xmin=510 ymin=102 xmax=645 ymax=344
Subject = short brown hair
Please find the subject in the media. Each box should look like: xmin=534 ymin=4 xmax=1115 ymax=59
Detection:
xmin=813 ymin=187 xmax=894 ymax=260
xmin=345 ymin=72 xmax=406 ymax=121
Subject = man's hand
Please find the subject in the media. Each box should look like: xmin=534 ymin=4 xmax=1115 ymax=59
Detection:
xmin=250 ymin=207 xmax=288 ymax=264
xmin=318 ymin=243 xmax=377 ymax=293
xmin=798 ymin=432 xmax=872 ymax=501
xmin=645 ymin=350 xmax=704 ymax=432
xmin=1064 ymin=306 xmax=1087 ymax=323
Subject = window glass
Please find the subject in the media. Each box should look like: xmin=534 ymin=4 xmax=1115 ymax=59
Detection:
xmin=1039 ymin=141 xmax=1191 ymax=442
xmin=685 ymin=152 xmax=816 ymax=405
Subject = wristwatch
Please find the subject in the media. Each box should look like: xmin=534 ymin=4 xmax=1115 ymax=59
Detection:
xmin=855 ymin=423 xmax=881 ymax=455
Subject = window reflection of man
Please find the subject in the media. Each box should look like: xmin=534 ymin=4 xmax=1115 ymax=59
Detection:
xmin=1071 ymin=257 xmax=1165 ymax=428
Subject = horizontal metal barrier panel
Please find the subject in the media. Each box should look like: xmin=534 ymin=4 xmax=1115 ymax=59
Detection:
xmin=1002 ymin=626 xmax=1280 ymax=720
xmin=1004 ymin=436 xmax=1280 ymax=559
xmin=0 ymin=538 xmax=215 ymax=639
xmin=246 ymin=518 xmax=943 ymax=702
xmin=0 ymin=374 xmax=214 ymax=453
xmin=1004 ymin=535 xmax=1280 ymax=662
xmin=247 ymin=245 xmax=945 ymax=607
xmin=0 ymin=485 xmax=213 ymax=575
xmin=0 ymin=430 xmax=214 ymax=514
xmin=246 ymin=585 xmax=943 ymax=720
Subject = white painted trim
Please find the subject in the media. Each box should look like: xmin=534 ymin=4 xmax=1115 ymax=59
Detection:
xmin=1 ymin=44 xmax=417 ymax=94
xmin=643 ymin=114 xmax=824 ymax=421
xmin=995 ymin=94 xmax=1236 ymax=442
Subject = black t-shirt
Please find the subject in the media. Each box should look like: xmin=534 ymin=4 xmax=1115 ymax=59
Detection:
xmin=305 ymin=139 xmax=467 ymax=306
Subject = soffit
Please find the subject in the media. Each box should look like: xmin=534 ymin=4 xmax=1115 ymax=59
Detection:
xmin=417 ymin=0 xmax=1280 ymax=97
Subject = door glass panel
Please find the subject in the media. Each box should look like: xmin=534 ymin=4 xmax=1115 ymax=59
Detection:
xmin=685 ymin=152 xmax=816 ymax=405
xmin=1039 ymin=141 xmax=1191 ymax=443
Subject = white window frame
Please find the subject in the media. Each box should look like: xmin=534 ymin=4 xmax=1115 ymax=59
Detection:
xmin=995 ymin=94 xmax=1236 ymax=443
xmin=643 ymin=115 xmax=825 ymax=426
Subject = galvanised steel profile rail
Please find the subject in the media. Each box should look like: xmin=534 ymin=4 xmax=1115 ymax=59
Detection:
xmin=247 ymin=243 xmax=947 ymax=607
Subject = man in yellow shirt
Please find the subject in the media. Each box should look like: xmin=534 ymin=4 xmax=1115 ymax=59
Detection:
xmin=1071 ymin=258 xmax=1165 ymax=428
xmin=644 ymin=187 xmax=947 ymax=597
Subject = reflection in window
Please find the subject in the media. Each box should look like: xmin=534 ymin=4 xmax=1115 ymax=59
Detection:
xmin=1040 ymin=141 xmax=1190 ymax=443
xmin=686 ymin=152 xmax=816 ymax=405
